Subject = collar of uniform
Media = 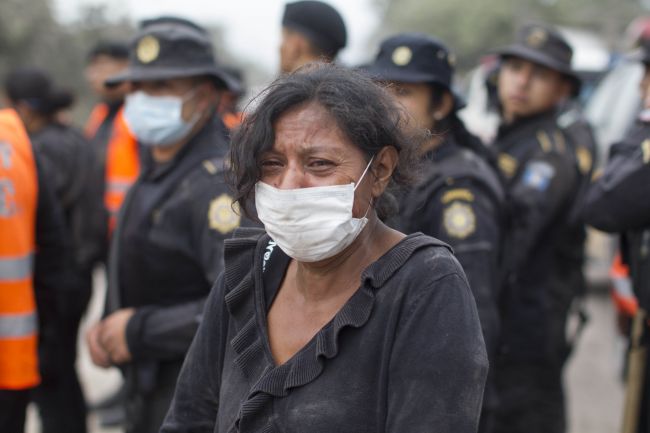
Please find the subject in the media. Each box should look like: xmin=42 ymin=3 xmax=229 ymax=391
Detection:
xmin=496 ymin=109 xmax=558 ymax=145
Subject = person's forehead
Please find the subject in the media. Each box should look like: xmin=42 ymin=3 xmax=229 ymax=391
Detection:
xmin=272 ymin=104 xmax=354 ymax=149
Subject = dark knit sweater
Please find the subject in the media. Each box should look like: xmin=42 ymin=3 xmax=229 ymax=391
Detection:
xmin=162 ymin=229 xmax=488 ymax=433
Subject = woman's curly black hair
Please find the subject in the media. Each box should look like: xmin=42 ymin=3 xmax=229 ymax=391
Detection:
xmin=228 ymin=62 xmax=421 ymax=220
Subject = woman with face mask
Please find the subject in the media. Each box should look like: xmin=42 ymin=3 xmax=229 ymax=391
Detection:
xmin=161 ymin=64 xmax=488 ymax=433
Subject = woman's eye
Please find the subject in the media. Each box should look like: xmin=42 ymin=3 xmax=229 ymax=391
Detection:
xmin=308 ymin=159 xmax=334 ymax=169
xmin=260 ymin=160 xmax=282 ymax=169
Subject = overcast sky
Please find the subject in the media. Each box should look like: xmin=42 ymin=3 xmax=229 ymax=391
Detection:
xmin=52 ymin=0 xmax=383 ymax=74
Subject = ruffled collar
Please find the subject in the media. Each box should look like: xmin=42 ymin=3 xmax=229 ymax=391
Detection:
xmin=223 ymin=229 xmax=445 ymax=432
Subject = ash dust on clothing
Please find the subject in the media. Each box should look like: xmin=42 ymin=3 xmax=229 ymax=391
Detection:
xmin=161 ymin=230 xmax=488 ymax=433
xmin=106 ymin=115 xmax=248 ymax=433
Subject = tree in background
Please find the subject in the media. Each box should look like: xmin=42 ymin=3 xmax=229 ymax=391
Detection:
xmin=374 ymin=0 xmax=647 ymax=71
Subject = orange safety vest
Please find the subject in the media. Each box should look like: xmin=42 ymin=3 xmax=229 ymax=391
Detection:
xmin=86 ymin=103 xmax=140 ymax=235
xmin=222 ymin=111 xmax=244 ymax=131
xmin=0 ymin=108 xmax=40 ymax=390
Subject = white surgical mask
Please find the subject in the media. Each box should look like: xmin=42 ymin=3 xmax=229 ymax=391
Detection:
xmin=123 ymin=89 xmax=200 ymax=147
xmin=255 ymin=157 xmax=374 ymax=262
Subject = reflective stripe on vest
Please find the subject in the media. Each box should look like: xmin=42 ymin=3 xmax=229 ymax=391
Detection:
xmin=0 ymin=312 xmax=37 ymax=338
xmin=0 ymin=108 xmax=40 ymax=389
xmin=0 ymin=254 xmax=32 ymax=282
xmin=103 ymin=108 xmax=139 ymax=235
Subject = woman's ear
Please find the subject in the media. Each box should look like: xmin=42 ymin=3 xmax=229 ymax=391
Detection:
xmin=371 ymin=146 xmax=399 ymax=198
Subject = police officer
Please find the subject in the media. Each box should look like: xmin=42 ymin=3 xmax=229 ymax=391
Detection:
xmin=582 ymin=36 xmax=650 ymax=433
xmin=364 ymin=33 xmax=504 ymax=432
xmin=84 ymin=16 xmax=245 ymax=433
xmin=5 ymin=67 xmax=96 ymax=433
xmin=490 ymin=24 xmax=591 ymax=433
xmin=0 ymin=107 xmax=69 ymax=433
xmin=279 ymin=0 xmax=347 ymax=74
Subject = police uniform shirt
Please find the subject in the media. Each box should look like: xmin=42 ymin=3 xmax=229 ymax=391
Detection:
xmin=397 ymin=135 xmax=503 ymax=361
xmin=494 ymin=109 xmax=582 ymax=360
xmin=109 ymin=115 xmax=244 ymax=361
xmin=582 ymin=121 xmax=650 ymax=232
xmin=583 ymin=120 xmax=650 ymax=310
xmin=162 ymin=230 xmax=488 ymax=433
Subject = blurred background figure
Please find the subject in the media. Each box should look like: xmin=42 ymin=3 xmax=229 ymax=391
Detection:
xmin=83 ymin=41 xmax=138 ymax=428
xmin=279 ymin=0 xmax=347 ymax=74
xmin=84 ymin=40 xmax=140 ymax=241
xmin=363 ymin=32 xmax=504 ymax=433
xmin=0 ymin=105 xmax=69 ymax=433
xmin=490 ymin=23 xmax=592 ymax=433
xmin=5 ymin=66 xmax=98 ymax=433
xmin=582 ymin=34 xmax=650 ymax=433
xmin=85 ymin=16 xmax=247 ymax=433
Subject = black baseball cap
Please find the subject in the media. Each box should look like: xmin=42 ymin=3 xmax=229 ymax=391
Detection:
xmin=282 ymin=1 xmax=347 ymax=58
xmin=105 ymin=16 xmax=238 ymax=90
xmin=494 ymin=24 xmax=581 ymax=92
xmin=5 ymin=67 xmax=74 ymax=114
xmin=363 ymin=33 xmax=465 ymax=109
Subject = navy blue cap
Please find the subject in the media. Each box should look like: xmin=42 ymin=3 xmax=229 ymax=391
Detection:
xmin=105 ymin=16 xmax=238 ymax=90
xmin=494 ymin=24 xmax=580 ymax=89
xmin=282 ymin=1 xmax=347 ymax=58
xmin=364 ymin=33 xmax=464 ymax=109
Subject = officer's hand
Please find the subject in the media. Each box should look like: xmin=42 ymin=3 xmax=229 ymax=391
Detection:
xmin=86 ymin=322 xmax=111 ymax=368
xmin=100 ymin=308 xmax=135 ymax=365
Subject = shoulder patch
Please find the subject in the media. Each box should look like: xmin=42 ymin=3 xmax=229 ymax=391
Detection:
xmin=522 ymin=161 xmax=555 ymax=192
xmin=208 ymin=194 xmax=241 ymax=234
xmin=498 ymin=152 xmax=518 ymax=179
xmin=441 ymin=188 xmax=474 ymax=204
xmin=443 ymin=201 xmax=476 ymax=239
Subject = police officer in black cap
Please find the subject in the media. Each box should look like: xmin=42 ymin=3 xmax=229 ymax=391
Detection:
xmin=279 ymin=0 xmax=347 ymax=74
xmin=364 ymin=33 xmax=504 ymax=433
xmin=84 ymin=16 xmax=247 ymax=433
xmin=490 ymin=24 xmax=593 ymax=433
xmin=5 ymin=67 xmax=97 ymax=433
xmin=582 ymin=36 xmax=650 ymax=433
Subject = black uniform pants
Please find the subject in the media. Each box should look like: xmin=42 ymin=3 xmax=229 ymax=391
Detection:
xmin=32 ymin=310 xmax=88 ymax=433
xmin=493 ymin=360 xmax=565 ymax=433
xmin=33 ymin=273 xmax=92 ymax=433
xmin=0 ymin=390 xmax=30 ymax=433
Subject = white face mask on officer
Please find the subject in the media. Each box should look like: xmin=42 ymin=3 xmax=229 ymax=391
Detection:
xmin=255 ymin=157 xmax=375 ymax=263
xmin=123 ymin=88 xmax=201 ymax=147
